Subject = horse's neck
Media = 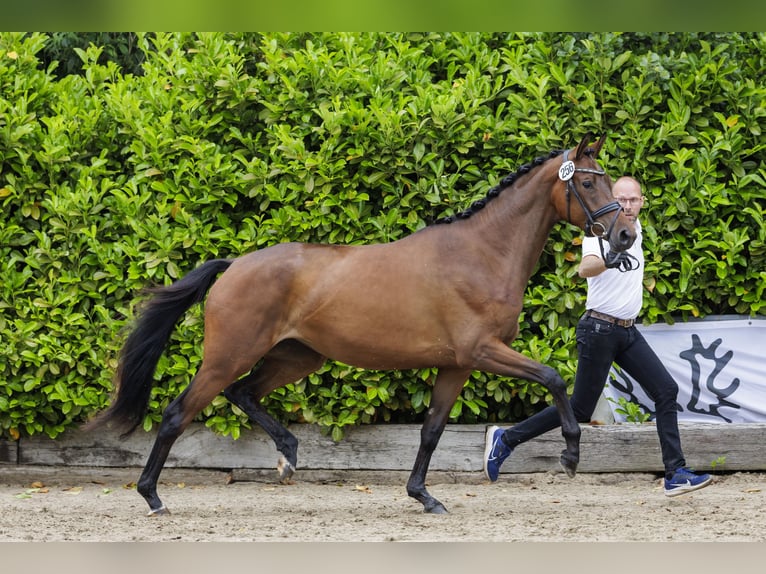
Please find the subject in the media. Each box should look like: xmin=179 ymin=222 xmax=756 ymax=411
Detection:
xmin=472 ymin=174 xmax=558 ymax=256
xmin=458 ymin=172 xmax=560 ymax=286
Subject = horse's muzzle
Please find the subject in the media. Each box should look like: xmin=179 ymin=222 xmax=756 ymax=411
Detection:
xmin=610 ymin=226 xmax=637 ymax=252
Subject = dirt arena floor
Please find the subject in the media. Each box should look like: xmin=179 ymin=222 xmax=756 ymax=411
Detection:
xmin=1 ymin=465 xmax=765 ymax=542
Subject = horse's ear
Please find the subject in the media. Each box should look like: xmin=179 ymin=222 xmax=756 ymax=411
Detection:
xmin=574 ymin=132 xmax=594 ymax=160
xmin=591 ymin=133 xmax=607 ymax=158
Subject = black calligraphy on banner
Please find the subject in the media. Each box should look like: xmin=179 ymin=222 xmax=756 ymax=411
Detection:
xmin=679 ymin=334 xmax=740 ymax=422
xmin=608 ymin=333 xmax=741 ymax=423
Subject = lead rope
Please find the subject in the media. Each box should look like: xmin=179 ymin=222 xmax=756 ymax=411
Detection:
xmin=597 ymin=236 xmax=640 ymax=272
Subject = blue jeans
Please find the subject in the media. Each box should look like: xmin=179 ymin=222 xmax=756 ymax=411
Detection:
xmin=502 ymin=313 xmax=686 ymax=476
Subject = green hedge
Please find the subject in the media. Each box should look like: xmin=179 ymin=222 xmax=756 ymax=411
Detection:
xmin=1 ymin=32 xmax=764 ymax=440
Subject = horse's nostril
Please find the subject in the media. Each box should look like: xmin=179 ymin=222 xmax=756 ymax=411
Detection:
xmin=619 ymin=228 xmax=635 ymax=249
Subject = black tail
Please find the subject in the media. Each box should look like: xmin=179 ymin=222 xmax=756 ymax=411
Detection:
xmin=85 ymin=258 xmax=234 ymax=436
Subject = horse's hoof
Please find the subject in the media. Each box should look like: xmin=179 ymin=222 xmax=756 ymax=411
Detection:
xmin=559 ymin=453 xmax=578 ymax=478
xmin=277 ymin=456 xmax=295 ymax=484
xmin=146 ymin=505 xmax=170 ymax=517
xmin=425 ymin=502 xmax=449 ymax=514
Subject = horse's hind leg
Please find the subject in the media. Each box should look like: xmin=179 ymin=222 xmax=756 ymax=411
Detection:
xmin=224 ymin=340 xmax=325 ymax=483
xmin=406 ymin=367 xmax=470 ymax=514
xmin=136 ymin=363 xmax=239 ymax=515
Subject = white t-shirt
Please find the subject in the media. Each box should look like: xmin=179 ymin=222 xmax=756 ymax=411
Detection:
xmin=582 ymin=220 xmax=644 ymax=320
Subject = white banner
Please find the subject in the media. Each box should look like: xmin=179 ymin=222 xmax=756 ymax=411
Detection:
xmin=603 ymin=316 xmax=766 ymax=423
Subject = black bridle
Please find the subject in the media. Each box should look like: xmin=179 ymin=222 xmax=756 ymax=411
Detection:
xmin=559 ymin=149 xmax=622 ymax=239
xmin=559 ymin=150 xmax=638 ymax=272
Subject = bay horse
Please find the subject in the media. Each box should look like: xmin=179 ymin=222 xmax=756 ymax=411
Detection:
xmin=86 ymin=133 xmax=636 ymax=515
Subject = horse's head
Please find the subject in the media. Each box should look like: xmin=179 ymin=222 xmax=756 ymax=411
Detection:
xmin=553 ymin=133 xmax=636 ymax=252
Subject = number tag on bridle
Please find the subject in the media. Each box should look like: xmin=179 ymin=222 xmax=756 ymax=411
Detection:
xmin=558 ymin=160 xmax=575 ymax=181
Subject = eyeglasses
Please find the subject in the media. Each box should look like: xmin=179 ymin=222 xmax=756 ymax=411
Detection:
xmin=615 ymin=197 xmax=643 ymax=206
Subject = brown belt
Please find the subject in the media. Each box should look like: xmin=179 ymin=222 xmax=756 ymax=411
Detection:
xmin=585 ymin=310 xmax=635 ymax=328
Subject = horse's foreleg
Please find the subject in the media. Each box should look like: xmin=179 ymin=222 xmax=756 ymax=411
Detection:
xmin=224 ymin=341 xmax=325 ymax=483
xmin=472 ymin=341 xmax=581 ymax=477
xmin=539 ymin=365 xmax=581 ymax=477
xmin=406 ymin=368 xmax=470 ymax=514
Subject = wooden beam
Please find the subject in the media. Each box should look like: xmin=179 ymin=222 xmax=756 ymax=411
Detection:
xmin=6 ymin=422 xmax=763 ymax=477
xmin=0 ymin=438 xmax=17 ymax=464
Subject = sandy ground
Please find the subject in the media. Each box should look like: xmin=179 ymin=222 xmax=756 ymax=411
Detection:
xmin=1 ymin=466 xmax=765 ymax=542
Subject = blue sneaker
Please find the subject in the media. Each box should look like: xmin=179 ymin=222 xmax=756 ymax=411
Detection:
xmin=484 ymin=425 xmax=513 ymax=482
xmin=664 ymin=467 xmax=712 ymax=497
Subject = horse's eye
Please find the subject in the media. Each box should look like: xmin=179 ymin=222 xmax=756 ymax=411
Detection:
xmin=582 ymin=180 xmax=593 ymax=189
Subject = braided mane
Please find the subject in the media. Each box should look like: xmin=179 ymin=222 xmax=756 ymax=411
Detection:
xmin=434 ymin=149 xmax=565 ymax=225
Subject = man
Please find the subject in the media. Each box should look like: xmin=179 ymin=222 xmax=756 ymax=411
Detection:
xmin=484 ymin=176 xmax=712 ymax=497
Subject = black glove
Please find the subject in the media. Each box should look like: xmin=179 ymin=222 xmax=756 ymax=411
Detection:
xmin=603 ymin=250 xmax=639 ymax=272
